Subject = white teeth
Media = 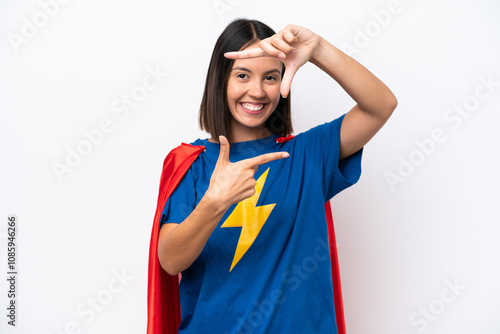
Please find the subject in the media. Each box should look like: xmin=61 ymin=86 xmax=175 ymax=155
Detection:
xmin=242 ymin=103 xmax=264 ymax=111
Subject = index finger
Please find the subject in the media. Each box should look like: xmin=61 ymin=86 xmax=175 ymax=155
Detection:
xmin=242 ymin=151 xmax=290 ymax=168
xmin=224 ymin=48 xmax=267 ymax=60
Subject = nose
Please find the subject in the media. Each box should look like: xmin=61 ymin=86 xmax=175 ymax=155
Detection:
xmin=248 ymin=79 xmax=265 ymax=99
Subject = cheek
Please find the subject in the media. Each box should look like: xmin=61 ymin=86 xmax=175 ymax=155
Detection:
xmin=227 ymin=81 xmax=243 ymax=101
xmin=269 ymin=85 xmax=281 ymax=104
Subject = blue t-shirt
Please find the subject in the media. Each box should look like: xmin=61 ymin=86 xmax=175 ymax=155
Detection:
xmin=161 ymin=114 xmax=362 ymax=334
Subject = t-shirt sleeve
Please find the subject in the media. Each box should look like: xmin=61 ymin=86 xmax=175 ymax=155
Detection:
xmin=161 ymin=165 xmax=197 ymax=225
xmin=300 ymin=113 xmax=363 ymax=201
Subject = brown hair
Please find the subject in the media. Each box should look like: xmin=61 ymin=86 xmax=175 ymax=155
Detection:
xmin=198 ymin=18 xmax=292 ymax=144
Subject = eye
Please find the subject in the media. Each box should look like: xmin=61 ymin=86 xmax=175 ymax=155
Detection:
xmin=237 ymin=73 xmax=248 ymax=79
xmin=265 ymin=75 xmax=277 ymax=81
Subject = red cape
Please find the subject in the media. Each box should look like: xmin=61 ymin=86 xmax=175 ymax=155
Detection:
xmin=147 ymin=140 xmax=346 ymax=334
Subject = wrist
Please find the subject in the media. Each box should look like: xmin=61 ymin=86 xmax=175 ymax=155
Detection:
xmin=310 ymin=36 xmax=344 ymax=78
xmin=202 ymin=188 xmax=231 ymax=216
xmin=310 ymin=36 xmax=326 ymax=64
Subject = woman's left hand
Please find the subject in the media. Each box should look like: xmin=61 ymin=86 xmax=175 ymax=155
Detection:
xmin=224 ymin=24 xmax=320 ymax=98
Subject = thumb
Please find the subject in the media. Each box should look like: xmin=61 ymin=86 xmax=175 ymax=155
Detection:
xmin=280 ymin=64 xmax=298 ymax=98
xmin=216 ymin=135 xmax=230 ymax=165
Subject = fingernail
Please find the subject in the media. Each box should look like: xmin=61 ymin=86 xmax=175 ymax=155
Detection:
xmin=282 ymin=152 xmax=290 ymax=158
xmin=278 ymin=52 xmax=286 ymax=59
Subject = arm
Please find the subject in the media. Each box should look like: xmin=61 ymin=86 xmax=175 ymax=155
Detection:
xmin=158 ymin=136 xmax=289 ymax=275
xmin=310 ymin=36 xmax=397 ymax=159
xmin=158 ymin=193 xmax=229 ymax=275
xmin=225 ymin=24 xmax=397 ymax=160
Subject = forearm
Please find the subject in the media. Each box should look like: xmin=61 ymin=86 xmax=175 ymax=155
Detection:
xmin=310 ymin=36 xmax=397 ymax=119
xmin=158 ymin=192 xmax=229 ymax=275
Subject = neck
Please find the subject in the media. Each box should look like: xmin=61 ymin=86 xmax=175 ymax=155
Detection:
xmin=209 ymin=126 xmax=273 ymax=143
xmin=231 ymin=126 xmax=272 ymax=143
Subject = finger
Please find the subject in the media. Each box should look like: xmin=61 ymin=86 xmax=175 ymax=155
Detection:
xmin=259 ymin=39 xmax=287 ymax=59
xmin=224 ymin=48 xmax=267 ymax=59
xmin=243 ymin=151 xmax=290 ymax=168
xmin=269 ymin=36 xmax=295 ymax=55
xmin=280 ymin=64 xmax=299 ymax=98
xmin=216 ymin=135 xmax=230 ymax=165
xmin=282 ymin=29 xmax=298 ymax=44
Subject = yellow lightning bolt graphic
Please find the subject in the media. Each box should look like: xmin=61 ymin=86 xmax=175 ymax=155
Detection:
xmin=221 ymin=167 xmax=275 ymax=272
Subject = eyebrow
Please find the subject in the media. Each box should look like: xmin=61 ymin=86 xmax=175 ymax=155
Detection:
xmin=232 ymin=66 xmax=282 ymax=75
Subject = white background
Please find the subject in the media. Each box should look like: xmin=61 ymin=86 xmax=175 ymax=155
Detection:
xmin=1 ymin=0 xmax=499 ymax=333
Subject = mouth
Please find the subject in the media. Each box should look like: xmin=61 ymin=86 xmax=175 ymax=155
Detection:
xmin=240 ymin=102 xmax=267 ymax=114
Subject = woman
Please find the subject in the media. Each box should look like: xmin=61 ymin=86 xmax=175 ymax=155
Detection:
xmin=148 ymin=19 xmax=397 ymax=334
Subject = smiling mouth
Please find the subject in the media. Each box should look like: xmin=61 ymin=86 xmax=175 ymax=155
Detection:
xmin=240 ymin=102 xmax=266 ymax=113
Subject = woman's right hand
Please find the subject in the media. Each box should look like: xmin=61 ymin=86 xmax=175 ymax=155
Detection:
xmin=159 ymin=135 xmax=289 ymax=275
xmin=205 ymin=135 xmax=289 ymax=208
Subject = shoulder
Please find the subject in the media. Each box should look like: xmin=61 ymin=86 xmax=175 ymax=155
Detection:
xmin=162 ymin=141 xmax=207 ymax=170
xmin=296 ymin=114 xmax=346 ymax=139
xmin=166 ymin=138 xmax=208 ymax=157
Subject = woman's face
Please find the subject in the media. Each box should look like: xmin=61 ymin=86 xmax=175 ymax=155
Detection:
xmin=226 ymin=43 xmax=282 ymax=142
